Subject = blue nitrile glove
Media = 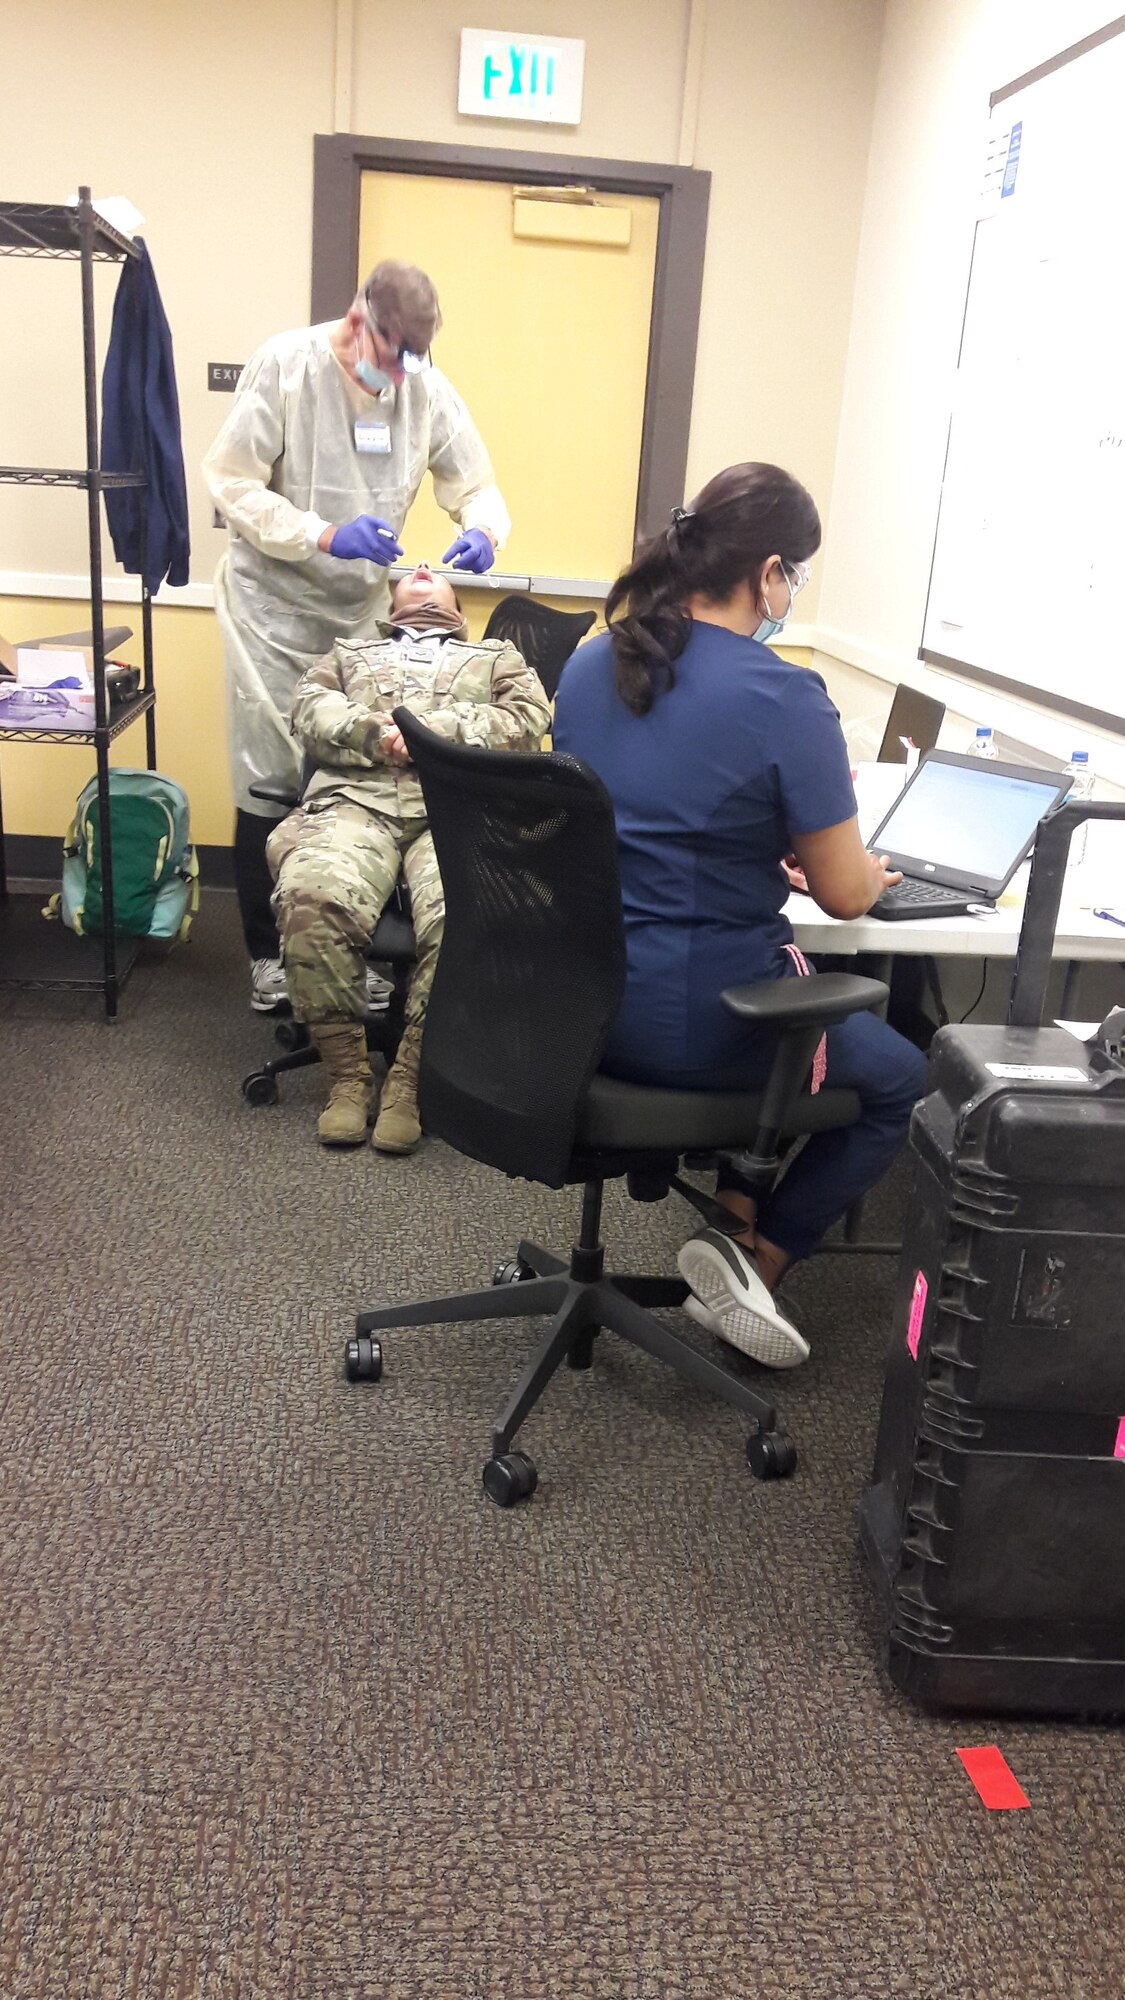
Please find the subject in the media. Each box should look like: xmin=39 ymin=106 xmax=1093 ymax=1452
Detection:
xmin=442 ymin=527 xmax=495 ymax=574
xmin=331 ymin=516 xmax=403 ymax=564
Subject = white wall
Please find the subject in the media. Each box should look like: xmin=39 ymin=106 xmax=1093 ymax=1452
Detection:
xmin=686 ymin=0 xmax=885 ymax=532
xmin=352 ymin=0 xmax=690 ymax=164
xmin=816 ymin=0 xmax=1125 ymax=788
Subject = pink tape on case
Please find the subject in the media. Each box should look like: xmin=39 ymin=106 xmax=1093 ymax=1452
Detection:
xmin=1114 ymin=1417 xmax=1125 ymax=1462
xmin=907 ymin=1270 xmax=928 ymax=1361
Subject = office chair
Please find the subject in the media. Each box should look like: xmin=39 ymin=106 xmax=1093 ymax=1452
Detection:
xmin=344 ymin=708 xmax=889 ymax=1506
xmin=240 ymin=766 xmax=416 ymax=1107
xmin=482 ymin=594 xmax=596 ymax=700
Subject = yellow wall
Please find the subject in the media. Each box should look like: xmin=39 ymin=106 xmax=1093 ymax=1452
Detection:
xmin=0 ymin=0 xmax=887 ymax=845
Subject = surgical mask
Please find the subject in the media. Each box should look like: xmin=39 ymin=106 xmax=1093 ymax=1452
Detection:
xmin=354 ymin=325 xmax=391 ymax=395
xmin=752 ymin=613 xmax=787 ymax=644
xmin=355 ymin=356 xmax=391 ymax=393
xmin=752 ymin=563 xmax=800 ymax=644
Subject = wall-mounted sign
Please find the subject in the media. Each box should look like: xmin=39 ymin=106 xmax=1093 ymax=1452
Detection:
xmin=458 ymin=28 xmax=584 ymax=125
xmin=207 ymin=363 xmax=243 ymax=392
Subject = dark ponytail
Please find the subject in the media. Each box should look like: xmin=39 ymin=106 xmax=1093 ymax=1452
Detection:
xmin=606 ymin=462 xmax=822 ymax=716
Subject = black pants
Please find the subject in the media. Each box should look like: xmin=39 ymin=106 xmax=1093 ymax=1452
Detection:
xmin=234 ymin=809 xmax=281 ymax=961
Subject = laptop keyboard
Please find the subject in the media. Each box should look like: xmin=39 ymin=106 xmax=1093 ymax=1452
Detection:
xmin=875 ymin=878 xmax=970 ymax=911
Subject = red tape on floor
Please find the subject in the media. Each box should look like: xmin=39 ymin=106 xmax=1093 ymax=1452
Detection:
xmin=956 ymin=1746 xmax=1030 ymax=1810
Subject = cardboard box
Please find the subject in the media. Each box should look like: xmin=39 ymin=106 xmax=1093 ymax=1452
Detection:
xmin=0 ymin=625 xmax=133 ymax=730
xmin=0 ymin=623 xmax=133 ymax=677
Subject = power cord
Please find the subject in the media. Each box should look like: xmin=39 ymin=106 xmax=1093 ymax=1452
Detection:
xmin=960 ymin=960 xmax=989 ymax=1023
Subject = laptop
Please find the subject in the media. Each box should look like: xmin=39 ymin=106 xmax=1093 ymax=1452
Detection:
xmin=867 ymin=749 xmax=1072 ymax=921
xmin=877 ymin=684 xmax=946 ymax=764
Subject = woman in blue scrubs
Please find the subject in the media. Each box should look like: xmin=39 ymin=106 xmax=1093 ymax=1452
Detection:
xmin=552 ymin=462 xmax=927 ymax=1368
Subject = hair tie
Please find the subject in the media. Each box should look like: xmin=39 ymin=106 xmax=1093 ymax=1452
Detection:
xmin=670 ymin=506 xmax=695 ymax=538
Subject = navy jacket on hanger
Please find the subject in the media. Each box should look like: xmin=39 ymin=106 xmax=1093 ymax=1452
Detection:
xmin=101 ymin=238 xmax=191 ymax=593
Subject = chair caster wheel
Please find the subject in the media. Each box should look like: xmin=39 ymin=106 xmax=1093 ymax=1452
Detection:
xmin=492 ymin=1257 xmax=533 ymax=1287
xmin=242 ymin=1071 xmax=279 ymax=1107
xmin=273 ymin=1018 xmax=307 ymax=1053
xmin=482 ymin=1450 xmax=538 ymax=1507
xmin=746 ymin=1430 xmax=797 ymax=1480
xmin=344 ymin=1335 xmax=383 ymax=1383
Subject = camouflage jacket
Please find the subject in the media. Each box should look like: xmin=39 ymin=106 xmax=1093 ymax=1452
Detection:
xmin=290 ymin=622 xmax=551 ymax=817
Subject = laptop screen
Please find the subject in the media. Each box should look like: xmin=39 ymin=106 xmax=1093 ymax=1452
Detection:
xmin=871 ymin=756 xmax=1068 ymax=891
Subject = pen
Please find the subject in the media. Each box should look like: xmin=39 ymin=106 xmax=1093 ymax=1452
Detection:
xmin=1094 ymin=908 xmax=1125 ymax=929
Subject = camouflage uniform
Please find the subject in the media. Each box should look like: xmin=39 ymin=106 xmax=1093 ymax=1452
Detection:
xmin=266 ymin=624 xmax=551 ymax=1026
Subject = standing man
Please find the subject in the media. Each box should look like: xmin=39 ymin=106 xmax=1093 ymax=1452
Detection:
xmin=204 ymin=260 xmax=509 ymax=1011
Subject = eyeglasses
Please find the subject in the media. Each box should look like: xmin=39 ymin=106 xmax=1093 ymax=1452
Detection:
xmin=782 ymin=560 xmax=811 ymax=596
xmin=371 ymin=317 xmax=431 ymax=375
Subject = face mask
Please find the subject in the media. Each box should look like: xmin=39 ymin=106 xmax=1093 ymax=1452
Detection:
xmin=752 ymin=614 xmax=786 ymax=644
xmin=356 ymin=357 xmax=391 ymax=393
xmin=752 ymin=565 xmax=795 ymax=644
xmin=354 ymin=324 xmax=391 ymax=395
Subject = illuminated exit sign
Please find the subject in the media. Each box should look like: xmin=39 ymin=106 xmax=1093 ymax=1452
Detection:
xmin=458 ymin=28 xmax=585 ymax=125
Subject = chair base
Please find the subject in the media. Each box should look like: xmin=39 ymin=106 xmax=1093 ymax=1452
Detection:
xmin=241 ymin=983 xmax=407 ymax=1107
xmin=350 ymin=1209 xmax=796 ymax=1504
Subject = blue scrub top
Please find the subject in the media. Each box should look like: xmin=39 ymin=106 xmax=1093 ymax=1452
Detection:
xmin=552 ymin=623 xmax=857 ymax=1088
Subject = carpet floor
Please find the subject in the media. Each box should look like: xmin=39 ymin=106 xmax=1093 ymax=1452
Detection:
xmin=1 ymin=891 xmax=1122 ymax=1999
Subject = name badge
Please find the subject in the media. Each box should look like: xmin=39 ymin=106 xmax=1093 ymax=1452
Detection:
xmin=354 ymin=418 xmax=392 ymax=455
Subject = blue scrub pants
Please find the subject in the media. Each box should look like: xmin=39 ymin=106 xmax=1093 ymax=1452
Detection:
xmin=718 ymin=1009 xmax=927 ymax=1263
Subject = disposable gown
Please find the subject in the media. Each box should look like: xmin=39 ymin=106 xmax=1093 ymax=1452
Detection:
xmin=203 ymin=323 xmax=510 ymax=812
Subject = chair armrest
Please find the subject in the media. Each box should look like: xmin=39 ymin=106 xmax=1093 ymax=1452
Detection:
xmin=716 ymin=973 xmax=891 ymax=1200
xmin=721 ymin=972 xmax=888 ymax=1031
xmin=248 ymin=780 xmax=299 ymax=809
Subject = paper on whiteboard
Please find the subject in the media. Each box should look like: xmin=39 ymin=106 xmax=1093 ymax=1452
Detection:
xmin=924 ymin=30 xmax=1125 ymax=724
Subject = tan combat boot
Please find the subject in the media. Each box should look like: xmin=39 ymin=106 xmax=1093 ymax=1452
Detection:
xmin=372 ymin=1022 xmax=423 ymax=1154
xmin=311 ymin=1021 xmax=375 ymax=1146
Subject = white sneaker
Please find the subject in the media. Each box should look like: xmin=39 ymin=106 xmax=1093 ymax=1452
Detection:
xmin=677 ymin=1228 xmax=809 ymax=1370
xmin=683 ymin=1294 xmax=726 ymax=1338
xmin=250 ymin=957 xmax=290 ymax=1013
xmin=365 ymin=966 xmax=393 ymax=1011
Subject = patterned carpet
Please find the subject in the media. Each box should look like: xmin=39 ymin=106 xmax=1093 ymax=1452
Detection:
xmin=1 ymin=891 xmax=1122 ymax=1999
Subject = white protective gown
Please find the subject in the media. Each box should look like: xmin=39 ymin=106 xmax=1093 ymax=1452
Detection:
xmin=203 ymin=323 xmax=510 ymax=813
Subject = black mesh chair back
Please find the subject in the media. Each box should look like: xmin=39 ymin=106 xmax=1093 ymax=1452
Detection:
xmin=394 ymin=708 xmax=625 ymax=1187
xmin=482 ymin=595 xmax=596 ymax=701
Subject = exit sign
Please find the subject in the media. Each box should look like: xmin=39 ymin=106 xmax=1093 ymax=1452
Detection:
xmin=458 ymin=28 xmax=584 ymax=125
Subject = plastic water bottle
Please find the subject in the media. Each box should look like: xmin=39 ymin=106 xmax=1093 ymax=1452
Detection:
xmin=1064 ymin=749 xmax=1093 ymax=870
xmin=968 ymin=725 xmax=999 ymax=760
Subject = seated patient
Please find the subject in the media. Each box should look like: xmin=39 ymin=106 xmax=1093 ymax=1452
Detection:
xmin=552 ymin=463 xmax=927 ymax=1368
xmin=268 ymin=565 xmax=551 ymax=1153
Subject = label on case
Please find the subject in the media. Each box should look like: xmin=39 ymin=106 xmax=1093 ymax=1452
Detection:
xmin=907 ymin=1269 xmax=928 ymax=1360
xmin=986 ymin=1063 xmax=1086 ymax=1082
xmin=1114 ymin=1417 xmax=1125 ymax=1463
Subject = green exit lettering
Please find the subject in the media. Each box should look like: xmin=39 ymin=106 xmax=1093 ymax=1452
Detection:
xmin=482 ymin=43 xmax=556 ymax=102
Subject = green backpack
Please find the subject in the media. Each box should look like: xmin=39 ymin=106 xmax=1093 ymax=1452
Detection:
xmin=52 ymin=769 xmax=199 ymax=941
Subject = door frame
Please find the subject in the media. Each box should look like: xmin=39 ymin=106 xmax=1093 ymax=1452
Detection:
xmin=311 ymin=132 xmax=710 ymax=554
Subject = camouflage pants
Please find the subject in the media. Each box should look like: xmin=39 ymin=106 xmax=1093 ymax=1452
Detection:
xmin=266 ymin=799 xmax=442 ymax=1027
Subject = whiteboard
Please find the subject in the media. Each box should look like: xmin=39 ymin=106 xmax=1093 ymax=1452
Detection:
xmin=922 ymin=20 xmax=1125 ymax=731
